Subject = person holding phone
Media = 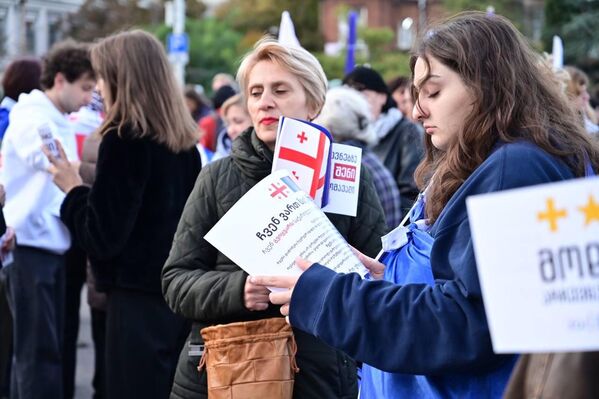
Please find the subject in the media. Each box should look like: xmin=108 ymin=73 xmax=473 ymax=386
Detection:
xmin=0 ymin=41 xmax=94 ymax=399
xmin=45 ymin=31 xmax=201 ymax=399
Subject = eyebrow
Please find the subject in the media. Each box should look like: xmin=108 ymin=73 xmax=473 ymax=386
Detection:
xmin=248 ymin=81 xmax=290 ymax=91
xmin=414 ymin=74 xmax=441 ymax=91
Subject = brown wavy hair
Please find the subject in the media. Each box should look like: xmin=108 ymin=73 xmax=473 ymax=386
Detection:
xmin=410 ymin=12 xmax=599 ymax=224
xmin=40 ymin=41 xmax=93 ymax=90
xmin=91 ymin=30 xmax=198 ymax=152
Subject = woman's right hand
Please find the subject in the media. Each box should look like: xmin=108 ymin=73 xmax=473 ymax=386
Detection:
xmin=42 ymin=140 xmax=82 ymax=194
xmin=243 ymin=275 xmax=271 ymax=311
xmin=0 ymin=184 xmax=5 ymax=207
xmin=1 ymin=227 xmax=16 ymax=253
xmin=351 ymin=246 xmax=386 ymax=280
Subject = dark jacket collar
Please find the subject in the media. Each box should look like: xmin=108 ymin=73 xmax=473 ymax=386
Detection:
xmin=231 ymin=127 xmax=273 ymax=181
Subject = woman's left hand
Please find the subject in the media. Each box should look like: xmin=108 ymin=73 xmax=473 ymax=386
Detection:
xmin=250 ymin=258 xmax=313 ymax=322
xmin=1 ymin=227 xmax=16 ymax=252
xmin=42 ymin=140 xmax=82 ymax=194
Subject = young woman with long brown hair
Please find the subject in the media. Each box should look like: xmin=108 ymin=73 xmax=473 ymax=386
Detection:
xmin=45 ymin=30 xmax=201 ymax=398
xmin=252 ymin=12 xmax=599 ymax=398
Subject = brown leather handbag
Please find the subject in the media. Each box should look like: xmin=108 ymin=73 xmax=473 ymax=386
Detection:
xmin=198 ymin=318 xmax=299 ymax=399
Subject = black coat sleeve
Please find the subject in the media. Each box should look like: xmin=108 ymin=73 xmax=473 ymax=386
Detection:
xmin=161 ymin=163 xmax=270 ymax=323
xmin=60 ymin=132 xmax=151 ymax=260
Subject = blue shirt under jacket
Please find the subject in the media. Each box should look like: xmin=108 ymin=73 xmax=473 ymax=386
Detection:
xmin=290 ymin=141 xmax=577 ymax=376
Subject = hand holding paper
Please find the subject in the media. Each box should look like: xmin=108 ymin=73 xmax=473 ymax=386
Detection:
xmin=243 ymin=276 xmax=271 ymax=311
xmin=251 ymin=258 xmax=313 ymax=322
xmin=351 ymin=246 xmax=385 ymax=280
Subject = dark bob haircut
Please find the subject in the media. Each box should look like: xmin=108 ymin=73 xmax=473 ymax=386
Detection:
xmin=2 ymin=58 xmax=42 ymax=101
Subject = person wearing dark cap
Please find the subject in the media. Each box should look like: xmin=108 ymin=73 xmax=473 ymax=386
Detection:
xmin=198 ymin=85 xmax=237 ymax=155
xmin=344 ymin=66 xmax=424 ymax=214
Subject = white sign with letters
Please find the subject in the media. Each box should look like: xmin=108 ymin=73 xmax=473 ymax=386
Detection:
xmin=205 ymin=170 xmax=367 ymax=280
xmin=322 ymin=143 xmax=361 ymax=217
xmin=467 ymin=177 xmax=599 ymax=353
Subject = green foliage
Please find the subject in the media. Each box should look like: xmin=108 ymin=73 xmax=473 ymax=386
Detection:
xmin=442 ymin=0 xmax=524 ymax=30
xmin=67 ymin=0 xmax=162 ymax=41
xmin=315 ymin=50 xmax=412 ymax=82
xmin=316 ymin=13 xmax=410 ymax=82
xmin=443 ymin=0 xmax=517 ymax=14
xmin=67 ymin=0 xmax=207 ymax=41
xmin=153 ymin=18 xmax=245 ymax=89
xmin=370 ymin=52 xmax=413 ymax=82
xmin=443 ymin=0 xmax=491 ymax=12
xmin=314 ymin=53 xmax=347 ymax=82
xmin=214 ymin=0 xmax=322 ymax=51
xmin=359 ymin=26 xmax=395 ymax=61
xmin=543 ymin=0 xmax=599 ymax=67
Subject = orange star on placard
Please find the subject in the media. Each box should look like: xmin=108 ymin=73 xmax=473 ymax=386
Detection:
xmin=537 ymin=198 xmax=567 ymax=232
xmin=578 ymin=194 xmax=599 ymax=226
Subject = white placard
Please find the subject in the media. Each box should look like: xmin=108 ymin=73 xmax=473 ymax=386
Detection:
xmin=322 ymin=143 xmax=361 ymax=217
xmin=467 ymin=177 xmax=599 ymax=353
xmin=205 ymin=170 xmax=368 ymax=279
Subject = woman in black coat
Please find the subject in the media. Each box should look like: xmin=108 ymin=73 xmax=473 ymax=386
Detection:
xmin=45 ymin=30 xmax=201 ymax=399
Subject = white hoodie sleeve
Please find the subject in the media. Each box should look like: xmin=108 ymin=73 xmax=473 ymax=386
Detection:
xmin=7 ymin=119 xmax=57 ymax=172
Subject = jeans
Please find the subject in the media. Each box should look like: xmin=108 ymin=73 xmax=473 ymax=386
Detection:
xmin=6 ymin=246 xmax=65 ymax=399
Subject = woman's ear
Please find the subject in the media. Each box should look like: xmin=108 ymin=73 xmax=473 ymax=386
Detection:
xmin=308 ymin=104 xmax=321 ymax=122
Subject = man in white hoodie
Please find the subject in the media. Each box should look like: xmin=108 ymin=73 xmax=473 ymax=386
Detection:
xmin=0 ymin=40 xmax=94 ymax=399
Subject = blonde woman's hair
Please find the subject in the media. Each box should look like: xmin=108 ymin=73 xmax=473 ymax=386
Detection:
xmin=315 ymin=86 xmax=377 ymax=146
xmin=220 ymin=94 xmax=247 ymax=117
xmin=91 ymin=30 xmax=198 ymax=152
xmin=236 ymin=37 xmax=328 ymax=118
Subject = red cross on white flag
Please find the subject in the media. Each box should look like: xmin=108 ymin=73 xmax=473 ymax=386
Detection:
xmin=269 ymin=182 xmax=289 ymax=199
xmin=272 ymin=117 xmax=332 ymax=208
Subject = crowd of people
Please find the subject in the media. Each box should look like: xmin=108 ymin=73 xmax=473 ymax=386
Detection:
xmin=0 ymin=10 xmax=598 ymax=399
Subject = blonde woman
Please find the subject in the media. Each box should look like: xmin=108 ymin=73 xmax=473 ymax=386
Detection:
xmin=162 ymin=38 xmax=387 ymax=398
xmin=46 ymin=30 xmax=202 ymax=398
xmin=221 ymin=94 xmax=252 ymax=142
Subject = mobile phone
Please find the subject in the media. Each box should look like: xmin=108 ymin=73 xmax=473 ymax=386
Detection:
xmin=37 ymin=123 xmax=61 ymax=159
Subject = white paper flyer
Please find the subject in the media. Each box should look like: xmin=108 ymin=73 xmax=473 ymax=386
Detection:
xmin=204 ymin=170 xmax=367 ymax=278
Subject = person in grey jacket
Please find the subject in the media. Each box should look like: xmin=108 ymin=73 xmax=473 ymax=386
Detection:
xmin=162 ymin=38 xmax=388 ymax=399
xmin=343 ymin=66 xmax=424 ymax=215
xmin=315 ymin=85 xmax=402 ymax=229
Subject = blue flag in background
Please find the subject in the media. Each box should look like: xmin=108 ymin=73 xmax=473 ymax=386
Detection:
xmin=344 ymin=11 xmax=358 ymax=75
